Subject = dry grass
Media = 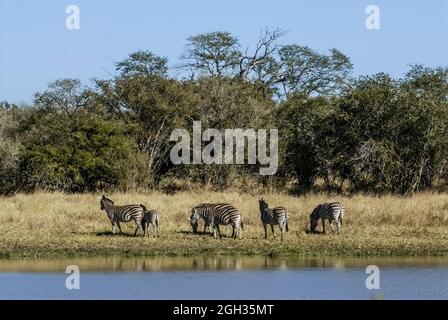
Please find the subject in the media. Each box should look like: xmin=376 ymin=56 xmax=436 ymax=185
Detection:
xmin=0 ymin=191 xmax=447 ymax=258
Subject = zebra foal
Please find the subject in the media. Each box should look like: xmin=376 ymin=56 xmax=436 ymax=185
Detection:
xmin=309 ymin=202 xmax=345 ymax=235
xmin=100 ymin=195 xmax=145 ymax=237
xmin=141 ymin=205 xmax=160 ymax=238
xmin=189 ymin=203 xmax=244 ymax=239
xmin=258 ymin=198 xmax=289 ymax=240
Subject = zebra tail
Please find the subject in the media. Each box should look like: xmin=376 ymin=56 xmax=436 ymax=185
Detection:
xmin=240 ymin=216 xmax=244 ymax=230
xmin=286 ymin=219 xmax=289 ymax=232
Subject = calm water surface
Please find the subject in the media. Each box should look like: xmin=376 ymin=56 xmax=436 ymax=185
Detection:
xmin=0 ymin=256 xmax=447 ymax=300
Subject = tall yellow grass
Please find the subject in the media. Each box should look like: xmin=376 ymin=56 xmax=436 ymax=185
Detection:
xmin=0 ymin=191 xmax=447 ymax=257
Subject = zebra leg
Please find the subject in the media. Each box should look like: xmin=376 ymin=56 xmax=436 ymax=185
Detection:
xmin=215 ymin=225 xmax=222 ymax=239
xmin=335 ymin=220 xmax=341 ymax=235
xmin=321 ymin=218 xmax=326 ymax=234
xmin=116 ymin=221 xmax=123 ymax=234
xmin=330 ymin=221 xmax=335 ymax=233
xmin=280 ymin=225 xmax=285 ymax=241
xmin=144 ymin=222 xmax=148 ymax=237
xmin=232 ymin=225 xmax=237 ymax=239
xmin=270 ymin=225 xmax=276 ymax=239
xmin=152 ymin=222 xmax=157 ymax=238
xmin=263 ymin=223 xmax=268 ymax=239
xmin=111 ymin=220 xmax=116 ymax=234
xmin=134 ymin=220 xmax=143 ymax=237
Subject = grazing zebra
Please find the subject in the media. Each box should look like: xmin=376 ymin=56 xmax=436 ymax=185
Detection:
xmin=309 ymin=202 xmax=345 ymax=235
xmin=141 ymin=205 xmax=159 ymax=238
xmin=258 ymin=198 xmax=289 ymax=241
xmin=189 ymin=203 xmax=244 ymax=239
xmin=99 ymin=195 xmax=145 ymax=237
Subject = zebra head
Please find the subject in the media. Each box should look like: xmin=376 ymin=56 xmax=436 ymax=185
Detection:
xmin=309 ymin=212 xmax=319 ymax=233
xmin=189 ymin=208 xmax=200 ymax=233
xmin=258 ymin=198 xmax=268 ymax=213
xmin=100 ymin=195 xmax=114 ymax=210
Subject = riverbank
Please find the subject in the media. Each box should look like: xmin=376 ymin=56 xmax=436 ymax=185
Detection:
xmin=0 ymin=192 xmax=447 ymax=258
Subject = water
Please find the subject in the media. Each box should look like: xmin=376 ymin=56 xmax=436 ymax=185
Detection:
xmin=0 ymin=256 xmax=447 ymax=300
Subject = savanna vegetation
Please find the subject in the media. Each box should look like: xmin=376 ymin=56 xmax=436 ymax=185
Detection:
xmin=0 ymin=192 xmax=447 ymax=258
xmin=1 ymin=30 xmax=447 ymax=258
xmin=1 ymin=29 xmax=448 ymax=195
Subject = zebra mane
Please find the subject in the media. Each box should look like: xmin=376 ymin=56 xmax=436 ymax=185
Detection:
xmin=101 ymin=195 xmax=114 ymax=205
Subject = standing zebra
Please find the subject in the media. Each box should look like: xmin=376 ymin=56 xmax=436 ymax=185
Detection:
xmin=100 ymin=195 xmax=145 ymax=237
xmin=141 ymin=205 xmax=160 ymax=238
xmin=189 ymin=203 xmax=244 ymax=239
xmin=309 ymin=202 xmax=345 ymax=235
xmin=258 ymin=198 xmax=289 ymax=240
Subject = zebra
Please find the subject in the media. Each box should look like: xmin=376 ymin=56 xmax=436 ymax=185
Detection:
xmin=141 ymin=204 xmax=159 ymax=238
xmin=189 ymin=203 xmax=244 ymax=239
xmin=309 ymin=202 xmax=345 ymax=235
xmin=258 ymin=198 xmax=289 ymax=240
xmin=99 ymin=195 xmax=145 ymax=237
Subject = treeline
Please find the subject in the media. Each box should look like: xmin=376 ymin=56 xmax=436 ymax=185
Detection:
xmin=1 ymin=30 xmax=448 ymax=195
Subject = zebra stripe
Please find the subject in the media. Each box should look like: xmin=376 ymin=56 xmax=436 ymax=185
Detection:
xmin=309 ymin=202 xmax=345 ymax=235
xmin=141 ymin=205 xmax=159 ymax=238
xmin=100 ymin=195 xmax=145 ymax=236
xmin=258 ymin=198 xmax=289 ymax=240
xmin=189 ymin=203 xmax=243 ymax=239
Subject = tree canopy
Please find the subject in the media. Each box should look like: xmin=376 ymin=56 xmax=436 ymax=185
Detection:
xmin=1 ymin=31 xmax=447 ymax=195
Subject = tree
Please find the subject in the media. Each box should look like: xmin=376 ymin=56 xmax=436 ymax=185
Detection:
xmin=182 ymin=31 xmax=242 ymax=77
xmin=276 ymin=94 xmax=335 ymax=192
xmin=237 ymin=28 xmax=286 ymax=81
xmin=95 ymin=72 xmax=195 ymax=187
xmin=273 ymin=45 xmax=353 ymax=97
xmin=34 ymin=79 xmax=89 ymax=119
xmin=13 ymin=79 xmax=144 ymax=192
xmin=334 ymin=69 xmax=448 ymax=194
xmin=0 ymin=105 xmax=22 ymax=194
xmin=115 ymin=50 xmax=168 ymax=77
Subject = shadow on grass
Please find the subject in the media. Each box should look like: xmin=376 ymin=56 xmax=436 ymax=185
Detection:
xmin=95 ymin=231 xmax=138 ymax=238
xmin=176 ymin=230 xmax=233 ymax=238
xmin=304 ymin=228 xmax=324 ymax=235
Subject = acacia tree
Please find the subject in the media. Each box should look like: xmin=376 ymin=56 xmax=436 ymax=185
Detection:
xmin=182 ymin=30 xmax=352 ymax=99
xmin=269 ymin=45 xmax=353 ymax=97
xmin=182 ymin=31 xmax=242 ymax=78
xmin=115 ymin=50 xmax=168 ymax=78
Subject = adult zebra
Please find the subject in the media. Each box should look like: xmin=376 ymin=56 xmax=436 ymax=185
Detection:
xmin=100 ymin=195 xmax=145 ymax=237
xmin=258 ymin=198 xmax=289 ymax=240
xmin=141 ymin=205 xmax=160 ymax=238
xmin=309 ymin=202 xmax=345 ymax=235
xmin=189 ymin=203 xmax=244 ymax=239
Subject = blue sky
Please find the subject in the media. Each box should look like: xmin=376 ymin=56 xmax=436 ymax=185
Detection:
xmin=1 ymin=0 xmax=447 ymax=104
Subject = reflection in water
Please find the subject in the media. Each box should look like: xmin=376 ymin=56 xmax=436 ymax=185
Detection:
xmin=1 ymin=256 xmax=448 ymax=299
xmin=0 ymin=256 xmax=448 ymax=272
